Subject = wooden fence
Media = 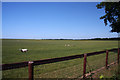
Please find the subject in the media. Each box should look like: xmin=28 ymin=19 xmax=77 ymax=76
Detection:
xmin=1 ymin=48 xmax=120 ymax=80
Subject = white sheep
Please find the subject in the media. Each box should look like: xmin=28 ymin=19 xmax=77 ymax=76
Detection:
xmin=65 ymin=44 xmax=70 ymax=47
xmin=20 ymin=49 xmax=28 ymax=52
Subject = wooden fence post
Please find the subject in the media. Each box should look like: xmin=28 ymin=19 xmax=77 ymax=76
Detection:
xmin=83 ymin=54 xmax=87 ymax=79
xmin=106 ymin=50 xmax=108 ymax=69
xmin=28 ymin=61 xmax=34 ymax=80
xmin=118 ymin=48 xmax=119 ymax=64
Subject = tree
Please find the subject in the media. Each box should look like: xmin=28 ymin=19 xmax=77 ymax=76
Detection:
xmin=96 ymin=2 xmax=120 ymax=33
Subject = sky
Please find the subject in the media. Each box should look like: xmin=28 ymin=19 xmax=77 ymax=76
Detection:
xmin=2 ymin=2 xmax=118 ymax=39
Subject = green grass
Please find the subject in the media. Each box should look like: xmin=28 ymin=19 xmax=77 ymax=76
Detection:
xmin=2 ymin=39 xmax=118 ymax=78
xmin=91 ymin=63 xmax=120 ymax=79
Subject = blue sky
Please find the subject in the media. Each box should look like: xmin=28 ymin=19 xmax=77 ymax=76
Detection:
xmin=2 ymin=2 xmax=118 ymax=39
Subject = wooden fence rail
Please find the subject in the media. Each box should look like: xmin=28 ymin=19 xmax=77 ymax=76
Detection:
xmin=1 ymin=48 xmax=120 ymax=80
xmin=1 ymin=48 xmax=117 ymax=70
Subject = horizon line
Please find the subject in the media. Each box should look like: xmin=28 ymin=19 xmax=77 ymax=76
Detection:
xmin=1 ymin=37 xmax=119 ymax=40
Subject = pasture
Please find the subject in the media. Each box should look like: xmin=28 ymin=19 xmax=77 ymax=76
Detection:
xmin=2 ymin=39 xmax=118 ymax=78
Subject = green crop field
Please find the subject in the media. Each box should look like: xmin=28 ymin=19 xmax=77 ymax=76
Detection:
xmin=2 ymin=39 xmax=118 ymax=78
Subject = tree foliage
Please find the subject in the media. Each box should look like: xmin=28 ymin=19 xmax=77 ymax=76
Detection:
xmin=96 ymin=2 xmax=120 ymax=33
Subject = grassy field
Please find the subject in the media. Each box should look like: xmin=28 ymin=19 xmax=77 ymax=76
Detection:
xmin=2 ymin=39 xmax=118 ymax=78
xmin=92 ymin=63 xmax=120 ymax=79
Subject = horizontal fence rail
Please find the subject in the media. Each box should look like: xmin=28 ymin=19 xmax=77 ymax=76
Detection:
xmin=1 ymin=48 xmax=118 ymax=71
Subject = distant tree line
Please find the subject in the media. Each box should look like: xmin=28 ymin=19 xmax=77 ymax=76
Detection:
xmin=41 ymin=39 xmax=73 ymax=40
xmin=89 ymin=37 xmax=119 ymax=40
xmin=41 ymin=37 xmax=119 ymax=40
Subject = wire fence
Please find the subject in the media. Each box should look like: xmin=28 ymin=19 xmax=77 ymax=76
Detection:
xmin=34 ymin=58 xmax=83 ymax=78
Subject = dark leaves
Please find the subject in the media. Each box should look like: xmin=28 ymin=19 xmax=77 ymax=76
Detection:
xmin=96 ymin=2 xmax=120 ymax=33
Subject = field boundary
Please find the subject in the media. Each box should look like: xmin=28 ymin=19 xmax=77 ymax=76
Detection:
xmin=1 ymin=48 xmax=118 ymax=70
xmin=1 ymin=48 xmax=120 ymax=79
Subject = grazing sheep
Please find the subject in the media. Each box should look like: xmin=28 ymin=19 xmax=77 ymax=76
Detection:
xmin=20 ymin=49 xmax=28 ymax=52
xmin=68 ymin=44 xmax=70 ymax=46
xmin=65 ymin=44 xmax=70 ymax=47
